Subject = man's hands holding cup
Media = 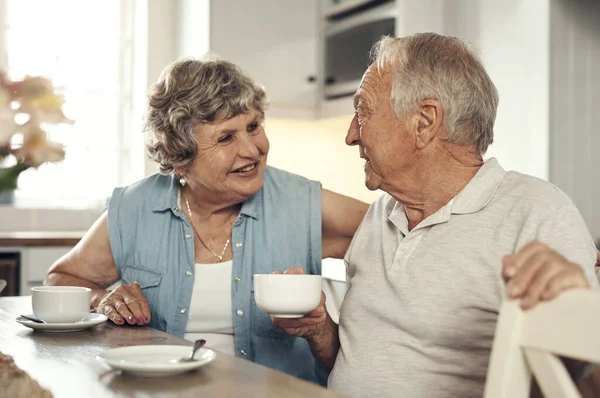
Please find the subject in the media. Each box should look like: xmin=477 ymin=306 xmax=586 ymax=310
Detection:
xmin=268 ymin=267 xmax=340 ymax=372
xmin=269 ymin=267 xmax=329 ymax=339
xmin=96 ymin=283 xmax=151 ymax=326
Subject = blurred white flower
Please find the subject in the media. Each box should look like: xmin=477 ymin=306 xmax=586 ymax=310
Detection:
xmin=0 ymin=72 xmax=72 ymax=195
xmin=0 ymin=107 xmax=17 ymax=145
xmin=12 ymin=125 xmax=65 ymax=167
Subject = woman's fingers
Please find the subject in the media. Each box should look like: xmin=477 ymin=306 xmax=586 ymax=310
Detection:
xmin=122 ymin=284 xmax=150 ymax=325
xmin=99 ymin=284 xmax=151 ymax=326
xmin=284 ymin=267 xmax=305 ymax=275
xmin=139 ymin=299 xmax=152 ymax=324
xmin=113 ymin=299 xmax=137 ymax=325
xmin=102 ymin=304 xmax=125 ymax=325
xmin=122 ymin=299 xmax=146 ymax=325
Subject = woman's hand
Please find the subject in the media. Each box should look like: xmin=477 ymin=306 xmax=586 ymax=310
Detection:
xmin=502 ymin=241 xmax=590 ymax=309
xmin=96 ymin=283 xmax=151 ymax=326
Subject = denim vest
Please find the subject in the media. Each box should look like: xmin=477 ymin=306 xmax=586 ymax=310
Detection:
xmin=107 ymin=166 xmax=327 ymax=385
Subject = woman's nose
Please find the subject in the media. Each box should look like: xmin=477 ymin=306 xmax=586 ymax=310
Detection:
xmin=345 ymin=115 xmax=360 ymax=146
xmin=239 ymin=134 xmax=260 ymax=158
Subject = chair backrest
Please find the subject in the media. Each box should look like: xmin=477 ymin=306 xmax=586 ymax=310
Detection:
xmin=322 ymin=258 xmax=347 ymax=324
xmin=0 ymin=279 xmax=5 ymax=293
xmin=484 ymin=289 xmax=600 ymax=398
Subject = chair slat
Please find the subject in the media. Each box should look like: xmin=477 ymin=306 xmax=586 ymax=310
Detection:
xmin=485 ymin=289 xmax=600 ymax=398
xmin=521 ymin=290 xmax=600 ymax=363
xmin=525 ymin=348 xmax=581 ymax=398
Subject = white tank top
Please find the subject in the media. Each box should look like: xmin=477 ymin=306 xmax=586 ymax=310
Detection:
xmin=184 ymin=260 xmax=235 ymax=355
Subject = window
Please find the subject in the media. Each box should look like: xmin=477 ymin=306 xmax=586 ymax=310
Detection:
xmin=0 ymin=0 xmax=144 ymax=208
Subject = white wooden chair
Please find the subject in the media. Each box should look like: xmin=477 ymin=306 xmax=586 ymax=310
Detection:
xmin=484 ymin=289 xmax=600 ymax=398
xmin=321 ymin=258 xmax=347 ymax=324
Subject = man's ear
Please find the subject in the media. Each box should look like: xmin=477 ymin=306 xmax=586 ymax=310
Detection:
xmin=414 ymin=99 xmax=443 ymax=150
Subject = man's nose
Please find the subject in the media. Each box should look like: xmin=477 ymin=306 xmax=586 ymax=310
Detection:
xmin=345 ymin=114 xmax=360 ymax=146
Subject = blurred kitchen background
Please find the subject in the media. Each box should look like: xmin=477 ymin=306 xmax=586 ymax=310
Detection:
xmin=0 ymin=0 xmax=598 ymax=300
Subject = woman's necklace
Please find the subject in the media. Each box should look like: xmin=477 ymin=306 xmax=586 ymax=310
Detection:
xmin=184 ymin=193 xmax=233 ymax=263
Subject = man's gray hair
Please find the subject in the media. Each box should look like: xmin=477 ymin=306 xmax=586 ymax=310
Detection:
xmin=144 ymin=59 xmax=268 ymax=173
xmin=371 ymin=33 xmax=499 ymax=154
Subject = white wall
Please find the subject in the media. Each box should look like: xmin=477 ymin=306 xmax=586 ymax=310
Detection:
xmin=143 ymin=0 xmax=181 ymax=177
xmin=266 ymin=116 xmax=381 ymax=204
xmin=398 ymin=0 xmax=550 ymax=180
xmin=469 ymin=0 xmax=550 ymax=180
xmin=549 ymin=0 xmax=600 ymax=244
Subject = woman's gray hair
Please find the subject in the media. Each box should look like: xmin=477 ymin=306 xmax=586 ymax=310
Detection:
xmin=144 ymin=59 xmax=268 ymax=173
xmin=371 ymin=33 xmax=499 ymax=154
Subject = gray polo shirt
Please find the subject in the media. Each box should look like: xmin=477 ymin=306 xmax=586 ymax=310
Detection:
xmin=329 ymin=158 xmax=599 ymax=398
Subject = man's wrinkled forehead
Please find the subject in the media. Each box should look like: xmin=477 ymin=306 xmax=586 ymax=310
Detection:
xmin=354 ymin=64 xmax=392 ymax=110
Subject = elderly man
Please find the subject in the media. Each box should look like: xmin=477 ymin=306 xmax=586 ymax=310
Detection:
xmin=274 ymin=33 xmax=599 ymax=397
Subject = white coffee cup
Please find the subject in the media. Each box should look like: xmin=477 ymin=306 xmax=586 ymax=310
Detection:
xmin=31 ymin=286 xmax=91 ymax=323
xmin=254 ymin=274 xmax=322 ymax=318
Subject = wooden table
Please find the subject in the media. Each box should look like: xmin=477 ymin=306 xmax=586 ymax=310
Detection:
xmin=0 ymin=297 xmax=343 ymax=398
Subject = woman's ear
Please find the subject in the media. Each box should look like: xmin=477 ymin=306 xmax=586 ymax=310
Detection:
xmin=415 ymin=99 xmax=443 ymax=150
xmin=174 ymin=167 xmax=185 ymax=178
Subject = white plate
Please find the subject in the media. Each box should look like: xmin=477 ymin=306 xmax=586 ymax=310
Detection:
xmin=97 ymin=345 xmax=217 ymax=377
xmin=16 ymin=313 xmax=108 ymax=332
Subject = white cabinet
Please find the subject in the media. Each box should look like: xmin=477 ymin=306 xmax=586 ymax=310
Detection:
xmin=0 ymin=246 xmax=73 ymax=296
xmin=178 ymin=0 xmax=319 ymax=119
xmin=21 ymin=247 xmax=72 ymax=293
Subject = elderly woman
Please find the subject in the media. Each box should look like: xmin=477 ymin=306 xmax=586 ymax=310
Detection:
xmin=44 ymin=59 xmax=368 ymax=385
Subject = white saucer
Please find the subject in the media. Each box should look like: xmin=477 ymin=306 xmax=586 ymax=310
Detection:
xmin=97 ymin=345 xmax=217 ymax=377
xmin=16 ymin=313 xmax=108 ymax=332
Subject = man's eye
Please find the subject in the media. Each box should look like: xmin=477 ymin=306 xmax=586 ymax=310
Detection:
xmin=218 ymin=135 xmax=233 ymax=143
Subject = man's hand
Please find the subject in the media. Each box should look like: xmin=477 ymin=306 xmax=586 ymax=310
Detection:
xmin=502 ymin=241 xmax=590 ymax=309
xmin=270 ymin=267 xmax=340 ymax=372
xmin=95 ymin=283 xmax=151 ymax=326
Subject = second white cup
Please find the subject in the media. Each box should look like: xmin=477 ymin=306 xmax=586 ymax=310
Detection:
xmin=31 ymin=286 xmax=91 ymax=323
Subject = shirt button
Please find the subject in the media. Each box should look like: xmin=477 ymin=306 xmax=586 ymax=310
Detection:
xmin=185 ymin=233 xmax=191 ymax=239
xmin=174 ymin=207 xmax=179 ymax=212
xmin=236 ymin=242 xmax=243 ymax=248
xmin=237 ymin=309 xmax=244 ymax=316
xmin=186 ymin=271 xmax=192 ymax=276
xmin=180 ymin=308 xmax=187 ymax=314
xmin=234 ymin=276 xmax=241 ymax=282
xmin=240 ymin=349 xmax=247 ymax=356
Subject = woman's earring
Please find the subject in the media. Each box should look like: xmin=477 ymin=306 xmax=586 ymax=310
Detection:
xmin=179 ymin=176 xmax=187 ymax=187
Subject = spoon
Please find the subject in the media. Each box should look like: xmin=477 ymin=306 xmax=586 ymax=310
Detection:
xmin=179 ymin=339 xmax=206 ymax=363
xmin=19 ymin=314 xmax=45 ymax=323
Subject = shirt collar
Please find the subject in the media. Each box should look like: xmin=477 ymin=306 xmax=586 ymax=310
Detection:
xmin=450 ymin=157 xmax=506 ymax=215
xmin=153 ymin=174 xmax=179 ymax=212
xmin=152 ymin=173 xmax=261 ymax=220
xmin=388 ymin=157 xmax=506 ymax=233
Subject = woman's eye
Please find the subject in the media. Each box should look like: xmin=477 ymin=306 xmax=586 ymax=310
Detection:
xmin=248 ymin=122 xmax=259 ymax=132
xmin=218 ymin=134 xmax=233 ymax=143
